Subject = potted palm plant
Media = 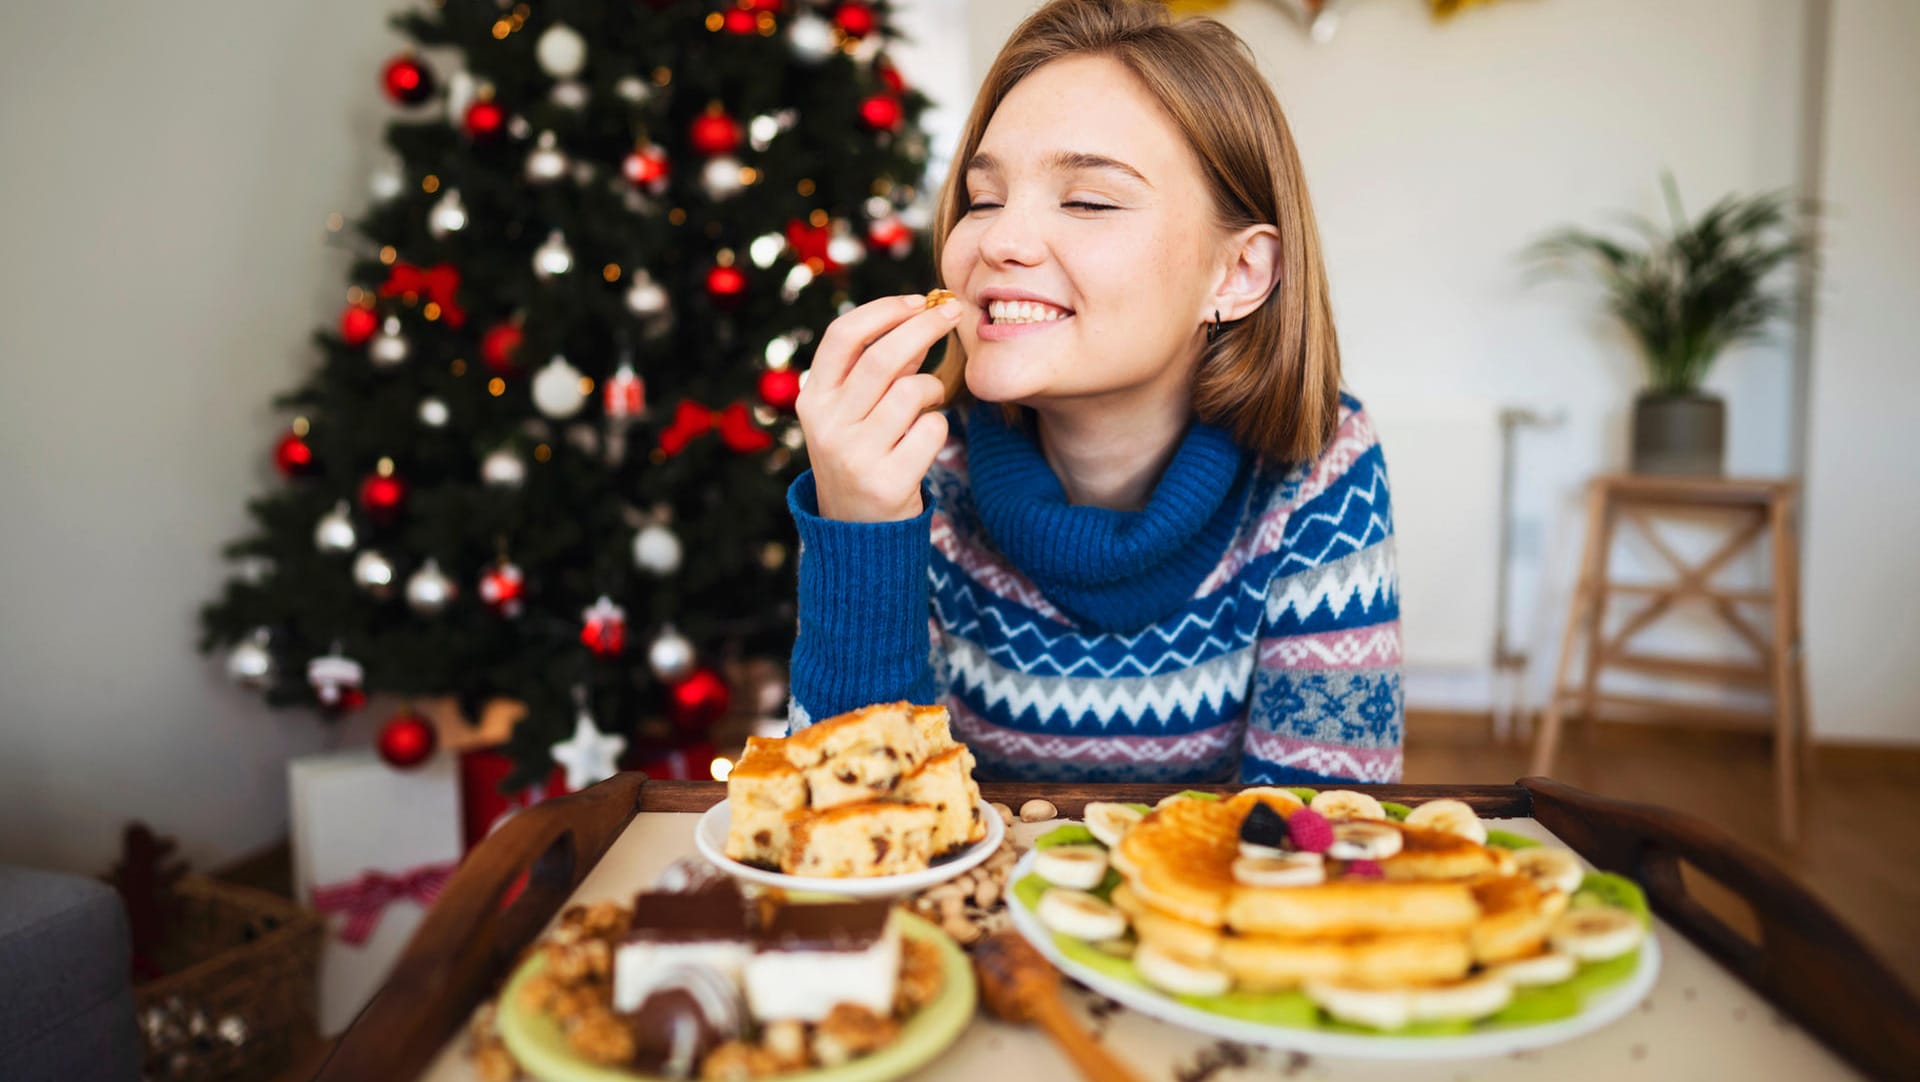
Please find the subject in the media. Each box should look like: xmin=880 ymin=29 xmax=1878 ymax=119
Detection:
xmin=1529 ymin=175 xmax=1811 ymax=475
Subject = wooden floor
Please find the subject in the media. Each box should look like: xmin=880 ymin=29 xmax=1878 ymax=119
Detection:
xmin=1406 ymin=710 xmax=1920 ymax=998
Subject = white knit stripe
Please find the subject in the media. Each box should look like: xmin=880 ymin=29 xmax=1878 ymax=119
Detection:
xmin=930 ymin=512 xmax=1072 ymax=624
xmin=1243 ymin=730 xmax=1404 ymax=782
xmin=951 ymin=698 xmax=1240 ymax=765
xmin=942 ymin=634 xmax=1253 ymax=730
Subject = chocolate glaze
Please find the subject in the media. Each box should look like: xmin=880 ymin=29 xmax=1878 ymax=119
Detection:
xmin=625 ymin=880 xmax=750 ymax=944
xmin=756 ymin=900 xmax=893 ymax=952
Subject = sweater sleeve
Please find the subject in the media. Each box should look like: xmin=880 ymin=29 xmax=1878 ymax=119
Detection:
xmin=785 ymin=469 xmax=940 ymax=730
xmin=1239 ymin=414 xmax=1405 ymax=785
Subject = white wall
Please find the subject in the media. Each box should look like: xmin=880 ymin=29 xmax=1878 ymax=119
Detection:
xmin=0 ymin=0 xmax=398 ymax=874
xmin=1801 ymin=0 xmax=1920 ymax=744
xmin=962 ymin=0 xmax=1847 ymax=726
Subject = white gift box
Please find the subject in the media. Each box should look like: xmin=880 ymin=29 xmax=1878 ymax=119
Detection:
xmin=289 ymin=748 xmax=462 ymax=1035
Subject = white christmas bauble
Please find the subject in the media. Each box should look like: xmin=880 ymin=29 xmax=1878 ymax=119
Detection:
xmin=550 ymin=80 xmax=589 ymax=110
xmin=626 ymin=271 xmax=669 ymax=318
xmin=352 ymin=549 xmax=397 ymax=597
xmin=428 ymin=188 xmax=467 ymax=237
xmin=826 ymin=226 xmax=866 ymax=268
xmin=749 ymin=113 xmax=781 ymax=152
xmin=748 ymin=232 xmax=785 ymax=269
xmin=370 ymin=159 xmax=405 ymax=203
xmin=225 ymin=628 xmax=275 ymax=688
xmin=536 ymin=23 xmax=588 ymax=78
xmin=648 ymin=626 xmax=696 ymax=683
xmin=481 ymin=446 xmax=527 ymax=487
xmin=632 ymin=524 xmax=683 ymax=576
xmin=525 ymin=131 xmax=569 ymax=184
xmin=314 ymin=501 xmax=357 ymax=554
xmin=788 ymin=14 xmax=836 ymax=62
xmin=533 ymin=230 xmax=573 ymax=279
xmin=369 ymin=317 xmax=410 ymax=368
xmin=615 ymin=75 xmax=651 ymax=104
xmin=418 ymin=397 xmax=450 ymax=427
xmin=701 ymin=156 xmax=745 ymax=199
xmin=531 ymin=356 xmax=587 ymax=418
xmin=406 ymin=558 xmax=457 ymax=614
xmin=764 ymin=333 xmax=798 ymax=369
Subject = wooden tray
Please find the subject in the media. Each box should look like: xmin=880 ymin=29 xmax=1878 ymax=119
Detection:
xmin=315 ymin=778 xmax=1919 ymax=1082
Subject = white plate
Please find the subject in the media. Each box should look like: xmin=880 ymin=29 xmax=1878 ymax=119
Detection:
xmin=695 ymin=798 xmax=1004 ymax=898
xmin=1006 ymin=848 xmax=1661 ymax=1061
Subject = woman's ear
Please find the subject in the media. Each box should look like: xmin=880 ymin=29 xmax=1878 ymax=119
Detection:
xmin=1210 ymin=224 xmax=1282 ymax=323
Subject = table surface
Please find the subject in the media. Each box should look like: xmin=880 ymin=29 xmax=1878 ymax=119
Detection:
xmin=416 ymin=814 xmax=1860 ymax=1082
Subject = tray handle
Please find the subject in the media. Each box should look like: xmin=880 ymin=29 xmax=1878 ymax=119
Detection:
xmin=317 ymin=771 xmax=646 ymax=1082
xmin=1522 ymin=775 xmax=1919 ymax=1082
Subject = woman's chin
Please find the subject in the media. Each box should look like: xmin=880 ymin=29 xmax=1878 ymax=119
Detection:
xmin=963 ymin=357 xmax=1044 ymax=405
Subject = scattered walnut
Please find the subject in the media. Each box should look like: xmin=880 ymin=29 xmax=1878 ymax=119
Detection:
xmin=565 ymin=1006 xmax=635 ymax=1066
xmin=701 ymin=1039 xmax=782 ymax=1080
xmin=813 ymin=1003 xmax=900 ymax=1067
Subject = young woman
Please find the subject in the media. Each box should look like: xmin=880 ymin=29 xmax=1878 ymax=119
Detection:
xmin=785 ymin=0 xmax=1402 ymax=784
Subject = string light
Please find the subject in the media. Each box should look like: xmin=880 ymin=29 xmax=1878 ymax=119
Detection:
xmin=422 ymin=175 xmax=440 ymax=194
xmin=488 ymin=377 xmax=506 ymax=396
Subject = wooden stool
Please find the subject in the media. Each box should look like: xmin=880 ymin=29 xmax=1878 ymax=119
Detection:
xmin=1530 ymin=474 xmax=1807 ymax=842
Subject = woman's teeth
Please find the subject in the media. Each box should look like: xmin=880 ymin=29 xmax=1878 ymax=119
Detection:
xmin=987 ymin=300 xmax=1071 ymax=325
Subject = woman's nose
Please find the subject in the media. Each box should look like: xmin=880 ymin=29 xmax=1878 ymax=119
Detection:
xmin=976 ymin=200 xmax=1047 ymax=267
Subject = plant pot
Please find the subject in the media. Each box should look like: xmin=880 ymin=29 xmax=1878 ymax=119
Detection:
xmin=1630 ymin=391 xmax=1724 ymax=476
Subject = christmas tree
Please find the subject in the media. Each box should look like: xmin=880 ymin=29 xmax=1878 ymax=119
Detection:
xmin=200 ymin=0 xmax=935 ymax=787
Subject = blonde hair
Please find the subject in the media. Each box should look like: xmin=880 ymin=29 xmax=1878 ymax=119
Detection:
xmin=930 ymin=0 xmax=1342 ymax=465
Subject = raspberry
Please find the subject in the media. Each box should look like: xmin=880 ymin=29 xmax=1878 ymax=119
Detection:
xmin=1345 ymin=859 xmax=1385 ymax=880
xmin=1285 ymin=808 xmax=1333 ymax=854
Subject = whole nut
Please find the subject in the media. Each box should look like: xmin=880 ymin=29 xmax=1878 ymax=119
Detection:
xmin=991 ymin=802 xmax=1015 ymax=827
xmin=943 ymin=915 xmax=984 ymax=944
xmin=976 ymin=878 xmax=1001 ymax=909
xmin=1019 ymin=799 xmax=1057 ymax=822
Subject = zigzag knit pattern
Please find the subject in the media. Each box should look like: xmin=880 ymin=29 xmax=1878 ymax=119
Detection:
xmin=787 ymin=395 xmax=1403 ymax=785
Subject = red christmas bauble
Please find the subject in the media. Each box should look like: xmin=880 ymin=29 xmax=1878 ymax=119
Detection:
xmin=378 ymin=711 xmax=437 ymax=769
xmin=358 ymin=471 xmax=408 ymax=522
xmin=478 ymin=561 xmax=525 ymax=617
xmin=833 ymin=2 xmax=877 ymax=38
xmin=667 ymin=667 xmax=731 ymax=732
xmin=689 ymin=110 xmax=741 ymax=156
xmin=706 ymin=265 xmax=748 ymax=303
xmin=859 ymin=94 xmax=903 ymax=132
xmin=623 ymin=145 xmax=670 ymax=189
xmin=722 ymin=8 xmax=756 ymax=33
xmin=758 ymin=369 xmax=801 ymax=412
xmin=464 ymin=99 xmax=506 ymax=140
xmin=744 ymin=0 xmax=784 ymax=12
xmin=381 ymin=55 xmax=435 ymax=106
xmin=274 ymin=432 xmax=316 ymax=477
xmin=877 ymin=60 xmax=906 ymax=96
xmin=340 ymin=304 xmax=379 ymax=346
xmin=481 ymin=322 xmax=524 ymax=373
xmin=868 ymin=216 xmax=911 ymax=249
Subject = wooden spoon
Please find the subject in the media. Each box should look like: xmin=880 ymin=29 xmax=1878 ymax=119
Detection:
xmin=972 ymin=930 xmax=1146 ymax=1082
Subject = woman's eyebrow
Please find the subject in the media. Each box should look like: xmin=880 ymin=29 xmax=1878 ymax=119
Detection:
xmin=964 ymin=150 xmax=1154 ymax=189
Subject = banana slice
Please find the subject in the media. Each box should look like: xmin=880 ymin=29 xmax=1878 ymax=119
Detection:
xmin=1036 ymin=888 xmax=1128 ymax=941
xmin=1083 ymin=802 xmax=1145 ymax=848
xmin=1232 ymin=851 xmax=1326 ymax=888
xmin=1403 ymin=799 xmax=1489 ymax=844
xmin=1512 ymin=847 xmax=1585 ymax=896
xmin=1034 ymin=844 xmax=1110 ymax=890
xmin=1303 ymin=981 xmax=1412 ymax=1030
xmin=1309 ymin=789 xmax=1387 ymax=822
xmin=1549 ymin=907 xmax=1646 ymax=962
xmin=1409 ymin=973 xmax=1514 ymax=1023
xmin=1486 ymin=951 xmax=1579 ymax=987
xmin=1135 ymin=943 xmax=1233 ymax=997
xmin=1326 ymin=821 xmax=1404 ymax=861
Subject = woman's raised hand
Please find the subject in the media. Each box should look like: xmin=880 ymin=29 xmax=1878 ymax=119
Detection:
xmin=796 ymin=292 xmax=966 ymax=522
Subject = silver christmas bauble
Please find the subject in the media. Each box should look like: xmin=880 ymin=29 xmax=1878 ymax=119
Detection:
xmin=531 ymin=356 xmax=587 ymax=418
xmin=406 ymin=558 xmax=457 ymax=614
xmin=525 ymin=131 xmax=569 ymax=184
xmin=369 ymin=159 xmax=405 ymax=203
xmin=748 ymin=232 xmax=786 ymax=269
xmin=535 ymin=23 xmax=587 ymax=78
xmin=749 ymin=114 xmax=782 ymax=153
xmin=826 ymin=226 xmax=866 ymax=268
xmin=701 ymin=156 xmax=746 ymax=199
xmin=788 ymin=14 xmax=837 ymax=62
xmin=615 ymin=75 xmax=651 ymax=104
xmin=428 ymin=188 xmax=467 ymax=238
xmin=225 ymin=628 xmax=275 ymax=688
xmin=533 ymin=230 xmax=573 ymax=279
xmin=632 ymin=523 xmax=683 ymax=576
xmin=369 ymin=318 xmax=410 ymax=368
xmin=626 ymin=271 xmax=669 ymax=318
xmin=481 ymin=446 xmax=526 ymax=487
xmin=314 ymin=501 xmax=357 ymax=554
xmin=418 ymin=397 xmax=450 ymax=427
xmin=352 ymin=549 xmax=397 ymax=598
xmin=550 ymin=80 xmax=589 ymax=110
xmin=647 ymin=626 xmax=695 ymax=683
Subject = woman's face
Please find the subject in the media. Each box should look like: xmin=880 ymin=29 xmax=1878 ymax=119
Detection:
xmin=941 ymin=56 xmax=1227 ymax=411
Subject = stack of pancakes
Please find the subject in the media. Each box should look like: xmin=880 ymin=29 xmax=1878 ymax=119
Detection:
xmin=1109 ymin=791 xmax=1568 ymax=990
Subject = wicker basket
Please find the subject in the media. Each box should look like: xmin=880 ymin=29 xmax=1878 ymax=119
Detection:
xmin=134 ymin=875 xmax=325 ymax=1082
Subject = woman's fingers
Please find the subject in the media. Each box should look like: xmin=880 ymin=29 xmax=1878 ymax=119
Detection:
xmin=888 ymin=408 xmax=950 ymax=475
xmin=809 ymin=293 xmax=932 ymax=388
xmin=865 ymin=373 xmax=949 ymax=448
xmin=839 ymin=299 xmax=965 ymax=421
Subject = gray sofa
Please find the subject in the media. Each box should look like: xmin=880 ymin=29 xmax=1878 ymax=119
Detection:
xmin=0 ymin=866 xmax=140 ymax=1082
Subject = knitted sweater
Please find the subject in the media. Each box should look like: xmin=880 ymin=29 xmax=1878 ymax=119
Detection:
xmin=786 ymin=393 xmax=1403 ymax=785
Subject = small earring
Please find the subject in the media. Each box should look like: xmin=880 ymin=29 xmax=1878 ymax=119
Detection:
xmin=1205 ymin=310 xmax=1223 ymax=343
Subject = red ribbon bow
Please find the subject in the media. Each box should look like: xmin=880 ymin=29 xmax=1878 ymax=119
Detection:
xmin=378 ymin=262 xmax=466 ymax=328
xmin=310 ymin=860 xmax=457 ymax=946
xmin=658 ymin=400 xmax=775 ymax=456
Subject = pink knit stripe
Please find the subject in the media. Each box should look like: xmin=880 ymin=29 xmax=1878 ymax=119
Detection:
xmin=1243 ymin=730 xmax=1402 ymax=783
xmin=948 ymin=698 xmax=1235 ymax=766
xmin=1257 ymin=625 xmax=1403 ymax=671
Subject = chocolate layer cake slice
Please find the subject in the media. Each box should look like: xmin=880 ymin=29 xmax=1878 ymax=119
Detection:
xmin=613 ymin=879 xmax=753 ymax=1012
xmin=743 ymin=900 xmax=901 ymax=1022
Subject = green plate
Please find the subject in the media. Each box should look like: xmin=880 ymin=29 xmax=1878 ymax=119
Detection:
xmin=498 ymin=912 xmax=977 ymax=1082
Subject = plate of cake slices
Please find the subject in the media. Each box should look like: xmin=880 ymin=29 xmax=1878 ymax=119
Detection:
xmin=498 ymin=862 xmax=977 ymax=1081
xmin=694 ymin=702 xmax=1005 ymax=897
xmin=1004 ymin=787 xmax=1660 ymax=1060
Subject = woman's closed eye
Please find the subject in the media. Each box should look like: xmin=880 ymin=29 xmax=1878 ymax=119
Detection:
xmin=963 ymin=200 xmax=1121 ymax=213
